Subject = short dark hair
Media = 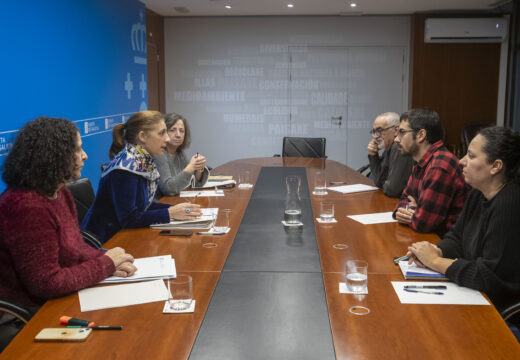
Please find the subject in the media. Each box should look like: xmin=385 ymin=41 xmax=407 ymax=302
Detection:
xmin=479 ymin=126 xmax=520 ymax=183
xmin=400 ymin=108 xmax=444 ymax=144
xmin=164 ymin=113 xmax=191 ymax=153
xmin=2 ymin=117 xmax=78 ymax=197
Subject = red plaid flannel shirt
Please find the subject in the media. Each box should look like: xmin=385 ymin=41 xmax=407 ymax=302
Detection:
xmin=394 ymin=140 xmax=470 ymax=236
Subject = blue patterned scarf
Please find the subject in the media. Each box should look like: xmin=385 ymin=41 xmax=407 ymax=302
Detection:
xmin=102 ymin=144 xmax=159 ymax=208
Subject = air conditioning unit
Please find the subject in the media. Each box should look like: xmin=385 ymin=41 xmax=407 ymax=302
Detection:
xmin=424 ymin=18 xmax=508 ymax=43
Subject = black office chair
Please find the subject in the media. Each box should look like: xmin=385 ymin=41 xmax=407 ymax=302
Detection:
xmin=357 ymin=164 xmax=371 ymax=178
xmin=0 ymin=300 xmax=34 ymax=352
xmin=278 ymin=137 xmax=327 ymax=158
xmin=65 ymin=177 xmax=95 ymax=225
xmin=65 ymin=178 xmax=103 ymax=249
xmin=502 ymin=302 xmax=520 ymax=342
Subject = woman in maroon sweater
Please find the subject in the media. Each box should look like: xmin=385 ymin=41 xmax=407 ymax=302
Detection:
xmin=0 ymin=117 xmax=137 ymax=312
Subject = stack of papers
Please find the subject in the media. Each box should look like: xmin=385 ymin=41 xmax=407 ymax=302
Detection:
xmin=79 ymin=279 xmax=170 ymax=312
xmin=208 ymin=175 xmax=233 ymax=181
xmin=398 ymin=261 xmax=448 ymax=280
xmin=328 ymin=184 xmax=379 ymax=194
xmin=180 ymin=190 xmax=225 ymax=197
xmin=150 ymin=208 xmax=218 ymax=229
xmin=100 ymin=255 xmax=176 ymax=284
xmin=192 ymin=180 xmax=236 ymax=189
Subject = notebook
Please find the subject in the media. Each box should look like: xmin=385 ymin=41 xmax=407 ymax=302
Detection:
xmin=398 ymin=260 xmax=448 ymax=280
xmin=150 ymin=208 xmax=218 ymax=229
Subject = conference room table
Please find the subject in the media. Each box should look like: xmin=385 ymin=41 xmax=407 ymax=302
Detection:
xmin=2 ymin=157 xmax=520 ymax=359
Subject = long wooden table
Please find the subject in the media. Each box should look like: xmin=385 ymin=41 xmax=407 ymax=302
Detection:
xmin=2 ymin=157 xmax=519 ymax=359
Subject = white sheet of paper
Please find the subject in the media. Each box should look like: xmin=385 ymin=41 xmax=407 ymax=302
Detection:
xmin=391 ymin=281 xmax=490 ymax=305
xmin=100 ymin=255 xmax=176 ymax=284
xmin=180 ymin=190 xmax=225 ymax=197
xmin=79 ymin=279 xmax=169 ymax=312
xmin=347 ymin=212 xmax=397 ymax=225
xmin=193 ymin=180 xmax=236 ymax=189
xmin=327 ymin=184 xmax=379 ymax=194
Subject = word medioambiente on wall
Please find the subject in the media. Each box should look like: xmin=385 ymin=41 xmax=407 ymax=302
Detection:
xmin=164 ymin=17 xmax=410 ymax=169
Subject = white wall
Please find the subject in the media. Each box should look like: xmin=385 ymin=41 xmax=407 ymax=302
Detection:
xmin=164 ymin=16 xmax=410 ymax=169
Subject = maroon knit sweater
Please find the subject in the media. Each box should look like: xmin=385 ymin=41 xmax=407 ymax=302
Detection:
xmin=0 ymin=186 xmax=115 ymax=308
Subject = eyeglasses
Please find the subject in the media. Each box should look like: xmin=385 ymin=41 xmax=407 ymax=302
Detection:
xmin=397 ymin=129 xmax=416 ymax=138
xmin=369 ymin=125 xmax=394 ymax=136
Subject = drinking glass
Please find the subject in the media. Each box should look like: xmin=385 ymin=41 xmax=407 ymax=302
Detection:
xmin=213 ymin=209 xmax=231 ymax=232
xmin=239 ymin=170 xmax=251 ymax=185
xmin=345 ymin=260 xmax=368 ymax=293
xmin=314 ymin=171 xmax=327 ymax=195
xmin=319 ymin=202 xmax=334 ymax=222
xmin=168 ymin=275 xmax=193 ymax=311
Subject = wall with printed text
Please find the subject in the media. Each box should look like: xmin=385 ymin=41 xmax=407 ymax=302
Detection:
xmin=0 ymin=0 xmax=147 ymax=193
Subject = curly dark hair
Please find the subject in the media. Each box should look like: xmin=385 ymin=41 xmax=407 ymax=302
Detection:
xmin=164 ymin=113 xmax=191 ymax=154
xmin=2 ymin=117 xmax=79 ymax=197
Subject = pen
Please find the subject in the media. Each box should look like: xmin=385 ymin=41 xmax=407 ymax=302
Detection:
xmin=403 ymin=288 xmax=444 ymax=295
xmin=67 ymin=325 xmax=123 ymax=330
xmin=197 ymin=232 xmax=226 ymax=235
xmin=404 ymin=285 xmax=447 ymax=290
xmin=329 ymin=181 xmax=346 ymax=185
xmin=394 ymin=255 xmax=411 ymax=262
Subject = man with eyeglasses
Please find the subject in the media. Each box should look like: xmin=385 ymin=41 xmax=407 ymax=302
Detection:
xmin=367 ymin=112 xmax=413 ymax=197
xmin=393 ymin=108 xmax=469 ymax=236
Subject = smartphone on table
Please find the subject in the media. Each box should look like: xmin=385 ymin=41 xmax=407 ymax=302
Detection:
xmin=34 ymin=328 xmax=92 ymax=342
xmin=159 ymin=230 xmax=193 ymax=236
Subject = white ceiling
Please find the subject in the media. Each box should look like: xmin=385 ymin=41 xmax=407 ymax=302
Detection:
xmin=141 ymin=0 xmax=506 ymax=17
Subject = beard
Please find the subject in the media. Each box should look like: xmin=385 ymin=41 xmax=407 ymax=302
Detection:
xmin=375 ymin=138 xmax=385 ymax=150
xmin=398 ymin=142 xmax=418 ymax=157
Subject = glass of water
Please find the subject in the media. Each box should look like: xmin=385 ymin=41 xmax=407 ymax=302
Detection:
xmin=319 ymin=202 xmax=334 ymax=222
xmin=213 ymin=209 xmax=231 ymax=232
xmin=314 ymin=171 xmax=327 ymax=195
xmin=239 ymin=170 xmax=251 ymax=186
xmin=345 ymin=260 xmax=368 ymax=293
xmin=168 ymin=275 xmax=193 ymax=311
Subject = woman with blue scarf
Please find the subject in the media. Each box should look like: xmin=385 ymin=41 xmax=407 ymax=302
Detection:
xmin=82 ymin=111 xmax=202 ymax=244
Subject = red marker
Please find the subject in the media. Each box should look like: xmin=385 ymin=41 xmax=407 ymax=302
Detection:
xmin=60 ymin=316 xmax=94 ymax=327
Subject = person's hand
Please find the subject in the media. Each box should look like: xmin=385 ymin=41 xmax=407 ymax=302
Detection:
xmin=113 ymin=261 xmax=137 ymax=277
xmin=367 ymin=139 xmax=379 ymax=156
xmin=169 ymin=202 xmax=202 ymax=220
xmin=408 ymin=241 xmax=442 ymax=269
xmin=105 ymin=247 xmax=134 ymax=268
xmin=395 ymin=207 xmax=415 ymax=225
xmin=185 ymin=154 xmax=206 ymax=173
xmin=395 ymin=195 xmax=418 ymax=225
xmin=407 ymin=195 xmax=417 ymax=211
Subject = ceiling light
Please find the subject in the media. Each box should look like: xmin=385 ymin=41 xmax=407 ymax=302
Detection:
xmin=225 ymin=5 xmax=231 ymax=9
xmin=287 ymin=4 xmax=294 ymax=8
xmin=350 ymin=3 xmax=357 ymax=7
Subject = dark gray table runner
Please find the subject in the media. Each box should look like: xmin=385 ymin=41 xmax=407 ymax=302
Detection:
xmin=189 ymin=167 xmax=335 ymax=359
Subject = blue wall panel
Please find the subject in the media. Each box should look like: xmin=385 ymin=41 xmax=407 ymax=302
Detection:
xmin=0 ymin=0 xmax=147 ymax=192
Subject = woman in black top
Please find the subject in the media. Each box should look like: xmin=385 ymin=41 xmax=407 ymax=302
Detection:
xmin=407 ymin=126 xmax=520 ymax=312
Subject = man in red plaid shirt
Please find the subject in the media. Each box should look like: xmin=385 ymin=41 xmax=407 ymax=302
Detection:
xmin=393 ymin=108 xmax=470 ymax=236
